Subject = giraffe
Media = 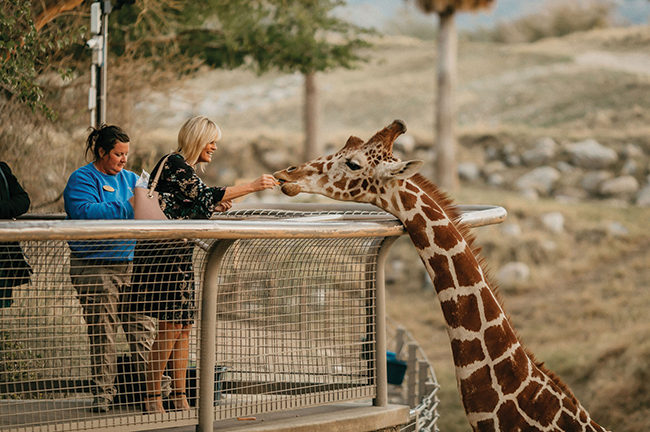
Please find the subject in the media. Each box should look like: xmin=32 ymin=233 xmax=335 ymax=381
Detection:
xmin=274 ymin=120 xmax=610 ymax=432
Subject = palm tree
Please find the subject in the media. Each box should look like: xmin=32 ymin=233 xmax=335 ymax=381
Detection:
xmin=415 ymin=0 xmax=495 ymax=191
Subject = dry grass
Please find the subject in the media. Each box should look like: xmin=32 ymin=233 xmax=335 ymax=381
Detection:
xmin=386 ymin=185 xmax=650 ymax=432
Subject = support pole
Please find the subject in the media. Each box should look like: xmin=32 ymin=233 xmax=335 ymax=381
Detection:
xmin=197 ymin=240 xmax=234 ymax=432
xmin=373 ymin=236 xmax=399 ymax=407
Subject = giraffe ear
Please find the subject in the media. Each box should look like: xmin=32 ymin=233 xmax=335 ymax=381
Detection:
xmin=343 ymin=136 xmax=364 ymax=150
xmin=387 ymin=160 xmax=424 ymax=179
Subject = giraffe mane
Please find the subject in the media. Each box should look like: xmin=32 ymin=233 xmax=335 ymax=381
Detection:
xmin=409 ymin=173 xmax=581 ymax=405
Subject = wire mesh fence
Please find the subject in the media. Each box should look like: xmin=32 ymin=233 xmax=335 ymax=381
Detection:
xmin=0 ymin=203 xmax=506 ymax=432
xmin=0 ymin=209 xmax=400 ymax=432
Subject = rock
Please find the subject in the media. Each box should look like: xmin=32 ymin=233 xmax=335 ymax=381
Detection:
xmin=607 ymin=221 xmax=629 ymax=238
xmin=554 ymin=187 xmax=588 ymax=203
xmin=636 ymin=185 xmax=650 ymax=207
xmin=515 ymin=166 xmax=561 ymax=195
xmin=620 ymin=159 xmax=638 ymax=176
xmin=505 ymin=154 xmax=521 ymax=167
xmin=520 ymin=188 xmax=539 ymax=200
xmin=485 ymin=146 xmax=500 ymax=161
xmin=458 ymin=162 xmax=481 ymax=181
xmin=522 ymin=137 xmax=557 ymax=166
xmin=497 ymin=262 xmax=531 ymax=287
xmin=581 ymin=170 xmax=613 ymax=194
xmin=483 ymin=160 xmax=507 ymax=176
xmin=598 ymin=175 xmax=640 ymax=197
xmin=394 ymin=134 xmax=416 ymax=154
xmin=540 ymin=212 xmax=565 ymax=233
xmin=500 ymin=223 xmax=522 ymax=237
xmin=566 ymin=139 xmax=618 ymax=169
xmin=622 ymin=143 xmax=644 ymax=159
xmin=486 ymin=173 xmax=504 ymax=186
xmin=556 ymin=161 xmax=576 ymax=173
xmin=503 ymin=143 xmax=517 ymax=156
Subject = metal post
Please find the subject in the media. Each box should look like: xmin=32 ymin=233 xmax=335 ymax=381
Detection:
xmin=99 ymin=1 xmax=111 ymax=125
xmin=87 ymin=1 xmax=111 ymax=127
xmin=373 ymin=235 xmax=399 ymax=407
xmin=197 ymin=240 xmax=234 ymax=432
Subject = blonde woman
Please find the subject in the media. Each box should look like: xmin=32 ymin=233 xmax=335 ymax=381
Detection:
xmin=130 ymin=116 xmax=277 ymax=412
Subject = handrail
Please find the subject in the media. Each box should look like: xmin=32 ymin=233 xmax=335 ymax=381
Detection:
xmin=1 ymin=204 xmax=506 ymax=241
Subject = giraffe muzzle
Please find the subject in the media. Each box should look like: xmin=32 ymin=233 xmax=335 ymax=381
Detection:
xmin=280 ymin=182 xmax=301 ymax=197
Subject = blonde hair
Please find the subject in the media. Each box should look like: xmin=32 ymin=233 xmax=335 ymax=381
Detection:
xmin=176 ymin=116 xmax=222 ymax=171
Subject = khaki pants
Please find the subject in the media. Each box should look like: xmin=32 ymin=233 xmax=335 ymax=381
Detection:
xmin=70 ymin=258 xmax=156 ymax=401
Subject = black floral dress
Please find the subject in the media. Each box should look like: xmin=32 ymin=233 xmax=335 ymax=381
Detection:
xmin=128 ymin=154 xmax=226 ymax=324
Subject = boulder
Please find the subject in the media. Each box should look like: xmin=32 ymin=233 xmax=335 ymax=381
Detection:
xmin=497 ymin=262 xmax=531 ymax=287
xmin=522 ymin=137 xmax=557 ymax=166
xmin=581 ymin=170 xmax=613 ymax=194
xmin=515 ymin=166 xmax=561 ymax=195
xmin=483 ymin=160 xmax=507 ymax=176
xmin=541 ymin=212 xmax=565 ymax=233
xmin=620 ymin=159 xmax=638 ymax=176
xmin=394 ymin=134 xmax=416 ymax=154
xmin=598 ymin=175 xmax=640 ymax=197
xmin=622 ymin=143 xmax=644 ymax=159
xmin=566 ymin=139 xmax=618 ymax=169
xmin=458 ymin=162 xmax=481 ymax=182
xmin=636 ymin=185 xmax=650 ymax=207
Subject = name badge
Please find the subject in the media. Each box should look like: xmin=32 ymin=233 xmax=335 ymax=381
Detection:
xmin=103 ymin=185 xmax=115 ymax=192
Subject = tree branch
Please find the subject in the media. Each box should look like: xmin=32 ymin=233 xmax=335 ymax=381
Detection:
xmin=34 ymin=0 xmax=86 ymax=31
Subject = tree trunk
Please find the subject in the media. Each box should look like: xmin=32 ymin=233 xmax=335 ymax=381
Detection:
xmin=435 ymin=11 xmax=458 ymax=191
xmin=303 ymin=71 xmax=321 ymax=162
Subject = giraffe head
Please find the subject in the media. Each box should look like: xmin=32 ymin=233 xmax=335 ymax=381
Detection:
xmin=274 ymin=120 xmax=424 ymax=208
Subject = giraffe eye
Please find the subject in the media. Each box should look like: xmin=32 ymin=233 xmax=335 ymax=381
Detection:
xmin=345 ymin=160 xmax=361 ymax=171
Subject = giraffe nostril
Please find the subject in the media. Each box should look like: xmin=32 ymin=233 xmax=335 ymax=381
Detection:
xmin=287 ymin=166 xmax=297 ymax=172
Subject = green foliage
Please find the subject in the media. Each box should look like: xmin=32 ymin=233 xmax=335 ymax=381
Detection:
xmin=175 ymin=0 xmax=374 ymax=75
xmin=1 ymin=0 xmax=51 ymax=117
xmin=0 ymin=1 xmax=85 ymax=119
xmin=3 ymin=0 xmax=373 ymax=121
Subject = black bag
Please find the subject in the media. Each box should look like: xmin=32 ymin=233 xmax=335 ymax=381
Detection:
xmin=0 ymin=241 xmax=33 ymax=307
xmin=115 ymin=355 xmax=147 ymax=406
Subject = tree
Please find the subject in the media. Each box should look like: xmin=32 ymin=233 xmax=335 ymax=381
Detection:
xmin=414 ymin=0 xmax=495 ymax=191
xmin=0 ymin=0 xmax=82 ymax=119
xmin=177 ymin=0 xmax=373 ymax=161
xmin=5 ymin=0 xmax=371 ymax=163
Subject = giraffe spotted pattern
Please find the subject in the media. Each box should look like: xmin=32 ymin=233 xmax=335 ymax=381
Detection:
xmin=274 ymin=120 xmax=610 ymax=432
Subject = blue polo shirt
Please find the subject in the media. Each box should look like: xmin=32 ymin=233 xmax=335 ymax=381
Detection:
xmin=64 ymin=163 xmax=138 ymax=261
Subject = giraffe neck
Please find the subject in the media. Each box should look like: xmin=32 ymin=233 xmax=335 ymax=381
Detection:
xmin=381 ymin=175 xmax=608 ymax=432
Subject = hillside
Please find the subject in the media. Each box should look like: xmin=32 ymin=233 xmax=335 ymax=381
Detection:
xmin=134 ymin=26 xmax=649 ymax=432
xmin=11 ymin=24 xmax=650 ymax=432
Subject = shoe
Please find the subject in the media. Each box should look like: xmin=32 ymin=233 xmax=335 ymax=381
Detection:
xmin=90 ymin=396 xmax=112 ymax=413
xmin=161 ymin=374 xmax=172 ymax=399
xmin=142 ymin=393 xmax=164 ymax=413
xmin=169 ymin=391 xmax=190 ymax=411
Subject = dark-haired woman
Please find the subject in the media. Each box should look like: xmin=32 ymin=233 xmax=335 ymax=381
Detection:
xmin=64 ymin=125 xmax=158 ymax=413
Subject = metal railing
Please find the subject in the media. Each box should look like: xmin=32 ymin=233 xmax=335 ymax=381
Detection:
xmin=0 ymin=203 xmax=506 ymax=432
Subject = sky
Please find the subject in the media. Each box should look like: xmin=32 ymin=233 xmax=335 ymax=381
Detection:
xmin=339 ymin=0 xmax=650 ymax=31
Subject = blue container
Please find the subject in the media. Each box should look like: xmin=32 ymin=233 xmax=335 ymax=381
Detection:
xmin=386 ymin=351 xmax=407 ymax=385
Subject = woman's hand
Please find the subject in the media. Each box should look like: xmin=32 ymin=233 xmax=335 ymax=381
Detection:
xmin=221 ymin=174 xmax=279 ymax=202
xmin=215 ymin=200 xmax=233 ymax=213
xmin=252 ymin=174 xmax=279 ymax=192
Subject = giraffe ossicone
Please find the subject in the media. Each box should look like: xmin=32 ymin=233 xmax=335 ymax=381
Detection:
xmin=274 ymin=119 xmax=610 ymax=432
